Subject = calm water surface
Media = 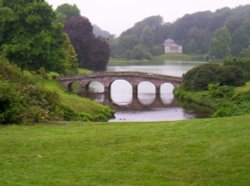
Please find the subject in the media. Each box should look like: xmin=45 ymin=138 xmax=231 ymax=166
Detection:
xmin=85 ymin=60 xmax=209 ymax=122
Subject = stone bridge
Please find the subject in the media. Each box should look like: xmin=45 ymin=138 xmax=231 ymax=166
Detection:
xmin=57 ymin=71 xmax=183 ymax=96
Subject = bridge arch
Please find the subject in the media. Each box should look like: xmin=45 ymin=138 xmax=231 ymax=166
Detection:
xmin=67 ymin=81 xmax=81 ymax=93
xmin=160 ymin=83 xmax=174 ymax=93
xmin=109 ymin=79 xmax=133 ymax=105
xmin=138 ymin=81 xmax=156 ymax=94
xmin=57 ymin=71 xmax=183 ymax=99
xmin=87 ymin=80 xmax=105 ymax=93
xmin=110 ymin=79 xmax=133 ymax=92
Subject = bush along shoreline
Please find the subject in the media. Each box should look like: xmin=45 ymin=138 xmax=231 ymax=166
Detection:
xmin=175 ymin=58 xmax=250 ymax=118
xmin=175 ymin=85 xmax=250 ymax=117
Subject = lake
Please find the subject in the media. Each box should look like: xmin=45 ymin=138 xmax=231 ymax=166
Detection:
xmin=83 ymin=60 xmax=209 ymax=122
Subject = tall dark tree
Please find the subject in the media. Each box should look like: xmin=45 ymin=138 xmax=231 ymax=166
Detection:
xmin=64 ymin=16 xmax=109 ymax=71
xmin=89 ymin=37 xmax=110 ymax=71
xmin=0 ymin=0 xmax=66 ymax=72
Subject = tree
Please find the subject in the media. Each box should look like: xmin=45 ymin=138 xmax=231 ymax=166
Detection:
xmin=185 ymin=27 xmax=210 ymax=54
xmin=209 ymin=27 xmax=232 ymax=59
xmin=115 ymin=35 xmax=139 ymax=57
xmin=140 ymin=26 xmax=154 ymax=47
xmin=55 ymin=3 xmax=80 ymax=23
xmin=112 ymin=5 xmax=250 ymax=58
xmin=64 ymin=16 xmax=109 ymax=71
xmin=0 ymin=0 xmax=66 ymax=72
xmin=131 ymin=45 xmax=151 ymax=60
xmin=63 ymin=35 xmax=78 ymax=75
xmin=64 ymin=16 xmax=94 ymax=69
xmin=241 ymin=45 xmax=250 ymax=57
xmin=89 ymin=37 xmax=110 ymax=71
xmin=231 ymin=27 xmax=249 ymax=56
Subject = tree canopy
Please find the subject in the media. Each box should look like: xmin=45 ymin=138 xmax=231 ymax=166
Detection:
xmin=111 ymin=5 xmax=250 ymax=60
xmin=209 ymin=27 xmax=231 ymax=59
xmin=55 ymin=3 xmax=80 ymax=23
xmin=0 ymin=0 xmax=67 ymax=72
xmin=64 ymin=16 xmax=109 ymax=71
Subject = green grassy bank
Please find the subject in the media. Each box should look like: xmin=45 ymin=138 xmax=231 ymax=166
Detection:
xmin=174 ymin=82 xmax=250 ymax=118
xmin=1 ymin=116 xmax=250 ymax=185
xmin=109 ymin=54 xmax=206 ymax=65
xmin=42 ymin=79 xmax=114 ymax=121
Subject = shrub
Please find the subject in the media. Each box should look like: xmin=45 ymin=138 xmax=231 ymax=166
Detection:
xmin=0 ymin=58 xmax=22 ymax=82
xmin=221 ymin=65 xmax=245 ymax=86
xmin=183 ymin=63 xmax=246 ymax=91
xmin=54 ymin=105 xmax=78 ymax=121
xmin=93 ymin=113 xmax=108 ymax=122
xmin=208 ymin=84 xmax=235 ymax=99
xmin=224 ymin=57 xmax=250 ymax=80
xmin=0 ymin=83 xmax=25 ymax=124
xmin=47 ymin=72 xmax=60 ymax=80
xmin=183 ymin=63 xmax=224 ymax=91
xmin=78 ymin=113 xmax=92 ymax=122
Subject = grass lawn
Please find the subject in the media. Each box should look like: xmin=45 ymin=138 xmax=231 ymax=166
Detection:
xmin=0 ymin=116 xmax=250 ymax=185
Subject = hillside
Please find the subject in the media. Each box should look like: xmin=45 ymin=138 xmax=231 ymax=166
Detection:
xmin=111 ymin=5 xmax=250 ymax=59
xmin=0 ymin=116 xmax=249 ymax=185
xmin=93 ymin=24 xmax=112 ymax=38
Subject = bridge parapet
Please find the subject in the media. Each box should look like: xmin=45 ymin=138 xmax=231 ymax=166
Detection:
xmin=57 ymin=71 xmax=183 ymax=95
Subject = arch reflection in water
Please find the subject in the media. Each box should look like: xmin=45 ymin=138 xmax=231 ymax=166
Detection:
xmin=160 ymin=83 xmax=174 ymax=104
xmin=138 ymin=81 xmax=156 ymax=105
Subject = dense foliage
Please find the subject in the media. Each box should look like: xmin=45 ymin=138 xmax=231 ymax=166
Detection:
xmin=111 ymin=5 xmax=250 ymax=59
xmin=175 ymin=84 xmax=250 ymax=118
xmin=182 ymin=63 xmax=245 ymax=91
xmin=64 ymin=16 xmax=110 ymax=71
xmin=0 ymin=2 xmax=113 ymax=124
xmin=224 ymin=57 xmax=250 ymax=80
xmin=209 ymin=27 xmax=231 ymax=59
xmin=55 ymin=3 xmax=80 ymax=23
xmin=0 ymin=59 xmax=113 ymax=124
xmin=0 ymin=59 xmax=62 ymax=123
xmin=0 ymin=0 xmax=69 ymax=73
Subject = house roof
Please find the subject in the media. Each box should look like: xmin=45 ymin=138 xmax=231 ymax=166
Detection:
xmin=164 ymin=39 xmax=175 ymax=45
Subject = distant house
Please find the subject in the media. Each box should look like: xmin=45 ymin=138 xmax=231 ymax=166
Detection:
xmin=164 ymin=39 xmax=183 ymax=54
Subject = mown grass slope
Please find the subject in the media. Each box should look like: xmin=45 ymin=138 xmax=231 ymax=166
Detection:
xmin=1 ymin=116 xmax=249 ymax=185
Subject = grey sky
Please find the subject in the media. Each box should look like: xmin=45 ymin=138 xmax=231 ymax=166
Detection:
xmin=47 ymin=0 xmax=250 ymax=36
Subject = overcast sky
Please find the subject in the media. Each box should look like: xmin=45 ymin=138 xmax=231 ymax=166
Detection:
xmin=47 ymin=0 xmax=250 ymax=36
